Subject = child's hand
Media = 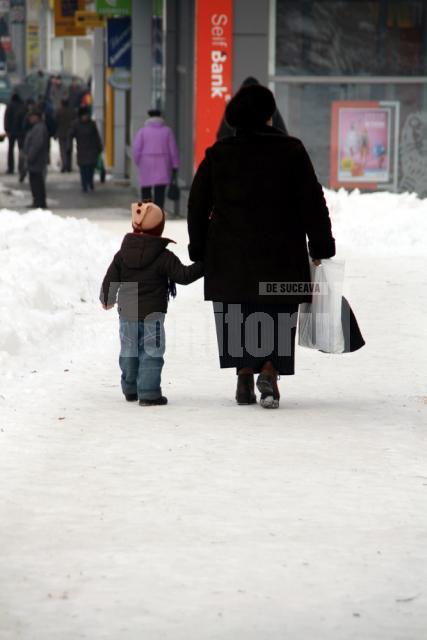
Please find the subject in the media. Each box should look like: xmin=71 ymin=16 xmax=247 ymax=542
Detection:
xmin=102 ymin=303 xmax=114 ymax=310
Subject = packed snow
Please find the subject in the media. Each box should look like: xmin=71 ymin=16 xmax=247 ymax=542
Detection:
xmin=1 ymin=188 xmax=426 ymax=639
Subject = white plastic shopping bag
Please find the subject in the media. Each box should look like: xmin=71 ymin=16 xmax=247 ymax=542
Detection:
xmin=298 ymin=259 xmax=346 ymax=353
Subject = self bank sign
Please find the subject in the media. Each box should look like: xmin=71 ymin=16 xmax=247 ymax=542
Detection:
xmin=107 ymin=17 xmax=131 ymax=68
xmin=194 ymin=0 xmax=233 ymax=168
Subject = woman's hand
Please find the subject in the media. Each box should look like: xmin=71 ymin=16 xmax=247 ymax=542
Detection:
xmin=312 ymin=259 xmax=322 ymax=266
xmin=102 ymin=303 xmax=114 ymax=310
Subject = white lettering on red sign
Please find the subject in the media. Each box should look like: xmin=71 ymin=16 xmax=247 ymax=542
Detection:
xmin=210 ymin=14 xmax=231 ymax=100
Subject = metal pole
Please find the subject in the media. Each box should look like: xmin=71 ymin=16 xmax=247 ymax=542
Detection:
xmin=130 ymin=0 xmax=153 ymax=190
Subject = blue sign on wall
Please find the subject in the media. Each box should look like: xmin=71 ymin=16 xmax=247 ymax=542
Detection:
xmin=107 ymin=17 xmax=131 ymax=68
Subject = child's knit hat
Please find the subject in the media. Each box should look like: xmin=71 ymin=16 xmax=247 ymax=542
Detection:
xmin=131 ymin=200 xmax=165 ymax=236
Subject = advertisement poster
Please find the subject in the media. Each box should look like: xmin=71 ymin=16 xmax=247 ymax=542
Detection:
xmin=330 ymin=101 xmax=395 ymax=190
xmin=26 ymin=24 xmax=40 ymax=70
xmin=194 ymin=0 xmax=233 ymax=169
xmin=26 ymin=0 xmax=41 ymax=70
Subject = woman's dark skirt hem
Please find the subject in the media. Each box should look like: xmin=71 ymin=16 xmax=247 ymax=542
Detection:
xmin=213 ymin=302 xmax=298 ymax=375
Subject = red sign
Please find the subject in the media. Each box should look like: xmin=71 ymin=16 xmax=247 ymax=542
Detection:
xmin=194 ymin=0 xmax=233 ymax=170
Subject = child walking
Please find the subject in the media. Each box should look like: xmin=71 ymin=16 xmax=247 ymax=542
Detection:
xmin=100 ymin=201 xmax=203 ymax=406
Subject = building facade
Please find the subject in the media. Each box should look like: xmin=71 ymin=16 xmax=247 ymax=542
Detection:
xmin=125 ymin=0 xmax=427 ymax=213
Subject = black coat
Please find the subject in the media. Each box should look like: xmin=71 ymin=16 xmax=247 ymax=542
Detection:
xmin=188 ymin=126 xmax=335 ymax=305
xmin=23 ymin=121 xmax=49 ymax=173
xmin=68 ymin=119 xmax=102 ymax=166
xmin=4 ymin=97 xmax=26 ymax=138
xmin=55 ymin=105 xmax=75 ymax=139
xmin=100 ymin=234 xmax=204 ymax=320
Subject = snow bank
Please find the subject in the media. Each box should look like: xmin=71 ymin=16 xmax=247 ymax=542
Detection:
xmin=0 ymin=188 xmax=426 ymax=362
xmin=0 ymin=209 xmax=116 ymax=361
xmin=325 ymin=188 xmax=427 ymax=256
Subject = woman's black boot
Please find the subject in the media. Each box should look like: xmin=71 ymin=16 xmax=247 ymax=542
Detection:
xmin=236 ymin=373 xmax=257 ymax=405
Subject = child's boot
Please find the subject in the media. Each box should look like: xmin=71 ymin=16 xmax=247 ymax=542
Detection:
xmin=139 ymin=396 xmax=168 ymax=406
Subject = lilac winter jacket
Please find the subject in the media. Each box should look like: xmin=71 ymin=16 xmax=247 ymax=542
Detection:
xmin=132 ymin=117 xmax=179 ymax=187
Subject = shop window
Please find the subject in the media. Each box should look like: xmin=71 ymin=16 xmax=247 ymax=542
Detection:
xmin=276 ymin=0 xmax=427 ymax=76
xmin=275 ymin=82 xmax=427 ymax=192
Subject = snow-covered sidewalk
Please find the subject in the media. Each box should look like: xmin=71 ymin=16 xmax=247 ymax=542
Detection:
xmin=0 ymin=192 xmax=426 ymax=639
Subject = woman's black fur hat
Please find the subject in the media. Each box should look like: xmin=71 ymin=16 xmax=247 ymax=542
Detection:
xmin=225 ymin=84 xmax=276 ymax=129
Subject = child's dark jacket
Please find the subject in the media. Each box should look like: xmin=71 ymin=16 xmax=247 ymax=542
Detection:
xmin=100 ymin=233 xmax=203 ymax=320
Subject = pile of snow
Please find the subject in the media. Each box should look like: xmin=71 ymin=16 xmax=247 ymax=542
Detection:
xmin=325 ymin=189 xmax=427 ymax=256
xmin=0 ymin=209 xmax=116 ymax=361
xmin=0 ymin=188 xmax=426 ymax=362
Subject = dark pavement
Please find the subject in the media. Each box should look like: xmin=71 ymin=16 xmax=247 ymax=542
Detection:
xmin=0 ymin=164 xmax=133 ymax=220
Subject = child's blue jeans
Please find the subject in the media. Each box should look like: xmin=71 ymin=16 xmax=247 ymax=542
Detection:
xmin=119 ymin=315 xmax=165 ymax=400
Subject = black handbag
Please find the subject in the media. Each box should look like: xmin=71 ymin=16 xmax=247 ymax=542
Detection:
xmin=341 ymin=296 xmax=365 ymax=353
xmin=167 ymin=179 xmax=180 ymax=201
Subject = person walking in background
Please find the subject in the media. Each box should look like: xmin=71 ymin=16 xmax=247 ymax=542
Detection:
xmin=188 ymin=84 xmax=335 ymax=409
xmin=33 ymin=70 xmax=46 ymax=102
xmin=55 ymin=98 xmax=74 ymax=172
xmin=4 ymin=92 xmax=26 ymax=175
xmin=47 ymin=74 xmax=68 ymax=112
xmin=18 ymin=98 xmax=36 ymax=183
xmin=132 ymin=109 xmax=179 ymax=208
xmin=68 ymin=76 xmax=82 ymax=114
xmin=23 ymin=109 xmax=49 ymax=209
xmin=68 ymin=106 xmax=102 ymax=193
xmin=216 ymin=76 xmax=288 ymax=140
xmin=37 ymin=99 xmax=56 ymax=167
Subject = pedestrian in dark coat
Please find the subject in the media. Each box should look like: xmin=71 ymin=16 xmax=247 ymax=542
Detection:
xmin=37 ymin=99 xmax=56 ymax=168
xmin=4 ymin=92 xmax=26 ymax=174
xmin=68 ymin=77 xmax=82 ymax=113
xmin=37 ymin=99 xmax=56 ymax=138
xmin=188 ymin=84 xmax=335 ymax=409
xmin=22 ymin=109 xmax=49 ymax=208
xmin=100 ymin=201 xmax=203 ymax=405
xmin=55 ymin=98 xmax=74 ymax=172
xmin=216 ymin=76 xmax=289 ymax=140
xmin=17 ymin=99 xmax=36 ymax=183
xmin=47 ymin=74 xmax=68 ymax=112
xmin=68 ymin=106 xmax=102 ymax=192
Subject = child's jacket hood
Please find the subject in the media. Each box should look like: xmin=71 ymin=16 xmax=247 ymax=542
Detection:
xmin=120 ymin=233 xmax=175 ymax=269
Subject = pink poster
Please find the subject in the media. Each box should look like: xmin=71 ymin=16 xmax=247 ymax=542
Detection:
xmin=337 ymin=107 xmax=391 ymax=183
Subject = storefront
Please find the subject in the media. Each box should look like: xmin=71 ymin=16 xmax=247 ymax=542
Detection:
xmin=126 ymin=0 xmax=427 ymax=211
xmin=271 ymin=0 xmax=427 ymax=195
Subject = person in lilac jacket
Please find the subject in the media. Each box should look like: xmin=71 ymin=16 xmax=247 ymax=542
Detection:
xmin=132 ymin=109 xmax=179 ymax=208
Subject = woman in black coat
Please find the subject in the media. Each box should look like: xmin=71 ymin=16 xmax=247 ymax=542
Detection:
xmin=68 ymin=106 xmax=103 ymax=192
xmin=188 ymin=85 xmax=336 ymax=409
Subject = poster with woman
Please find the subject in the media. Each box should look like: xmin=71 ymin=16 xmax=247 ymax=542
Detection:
xmin=330 ymin=101 xmax=399 ymax=190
